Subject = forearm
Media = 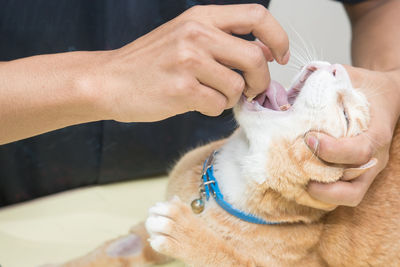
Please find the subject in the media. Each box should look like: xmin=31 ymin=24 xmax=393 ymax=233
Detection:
xmin=308 ymin=0 xmax=400 ymax=206
xmin=0 ymin=51 xmax=104 ymax=145
xmin=346 ymin=0 xmax=400 ymax=71
xmin=346 ymin=0 xmax=400 ymax=127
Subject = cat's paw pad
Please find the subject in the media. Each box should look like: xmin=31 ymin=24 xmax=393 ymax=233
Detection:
xmin=145 ymin=196 xmax=194 ymax=255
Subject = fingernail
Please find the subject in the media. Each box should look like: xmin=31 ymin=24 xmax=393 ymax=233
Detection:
xmin=342 ymin=158 xmax=378 ymax=181
xmin=305 ymin=134 xmax=319 ymax=153
xmin=247 ymin=95 xmax=256 ymax=102
xmin=281 ymin=50 xmax=290 ymax=64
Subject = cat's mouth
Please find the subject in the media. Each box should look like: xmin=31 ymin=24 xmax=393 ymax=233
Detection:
xmin=241 ymin=66 xmax=316 ymax=112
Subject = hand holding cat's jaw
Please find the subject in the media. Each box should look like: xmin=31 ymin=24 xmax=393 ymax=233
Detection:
xmin=304 ymin=65 xmax=399 ymax=207
xmin=305 ymin=129 xmax=388 ymax=207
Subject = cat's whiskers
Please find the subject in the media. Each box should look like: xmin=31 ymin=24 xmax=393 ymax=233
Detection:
xmin=286 ymin=60 xmax=303 ymax=69
xmin=355 ymin=75 xmax=390 ymax=100
xmin=361 ymin=129 xmax=384 ymax=149
xmin=360 ymin=86 xmax=388 ymax=99
xmin=289 ymin=42 xmax=311 ymax=66
xmin=308 ymin=41 xmax=318 ymax=62
xmin=286 ymin=61 xmax=302 ymax=68
xmin=318 ymin=47 xmax=325 ymax=62
xmin=288 ymin=24 xmax=316 ymax=63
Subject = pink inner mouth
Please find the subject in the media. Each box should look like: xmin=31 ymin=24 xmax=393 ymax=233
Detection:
xmin=248 ymin=66 xmax=316 ymax=111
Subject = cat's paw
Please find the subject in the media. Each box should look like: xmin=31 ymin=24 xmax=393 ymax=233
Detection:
xmin=145 ymin=196 xmax=198 ymax=257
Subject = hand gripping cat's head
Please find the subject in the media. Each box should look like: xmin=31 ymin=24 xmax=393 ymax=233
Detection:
xmin=233 ymin=61 xmax=370 ymax=216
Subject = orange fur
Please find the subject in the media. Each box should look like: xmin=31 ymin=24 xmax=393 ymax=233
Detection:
xmin=60 ymin=125 xmax=400 ymax=266
xmin=57 ymin=62 xmax=399 ymax=266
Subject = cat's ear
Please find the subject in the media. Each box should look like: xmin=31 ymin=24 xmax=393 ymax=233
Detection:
xmin=341 ymin=158 xmax=378 ymax=181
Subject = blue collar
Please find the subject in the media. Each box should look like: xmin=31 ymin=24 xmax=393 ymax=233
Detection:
xmin=199 ymin=151 xmax=283 ymax=225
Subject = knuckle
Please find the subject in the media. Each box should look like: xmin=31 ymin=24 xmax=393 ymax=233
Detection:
xmin=349 ymin=185 xmax=368 ymax=207
xmin=359 ymin=145 xmax=373 ymax=163
xmin=248 ymin=4 xmax=270 ymax=23
xmin=380 ymin=127 xmax=393 ymax=147
xmin=348 ymin=194 xmax=363 ymax=207
xmin=208 ymin=97 xmax=227 ymax=116
xmin=185 ymin=5 xmax=204 ymax=16
xmin=214 ymin=98 xmax=228 ymax=115
xmin=176 ymin=48 xmax=200 ymax=68
xmin=173 ymin=77 xmax=196 ymax=96
xmin=246 ymin=44 xmax=266 ymax=68
xmin=230 ymin=74 xmax=246 ymax=95
xmin=180 ymin=20 xmax=206 ymax=40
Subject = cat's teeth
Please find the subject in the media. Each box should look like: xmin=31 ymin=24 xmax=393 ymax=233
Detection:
xmin=279 ymin=104 xmax=291 ymax=111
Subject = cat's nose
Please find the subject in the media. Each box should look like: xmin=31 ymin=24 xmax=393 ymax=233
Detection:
xmin=330 ymin=64 xmax=344 ymax=78
xmin=306 ymin=63 xmax=338 ymax=77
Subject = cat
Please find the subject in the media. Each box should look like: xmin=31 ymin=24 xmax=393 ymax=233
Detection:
xmin=57 ymin=61 xmax=400 ymax=266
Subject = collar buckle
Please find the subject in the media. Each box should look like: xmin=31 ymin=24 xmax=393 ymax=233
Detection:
xmin=202 ymin=150 xmax=216 ymax=176
xmin=191 ymin=150 xmax=285 ymax=225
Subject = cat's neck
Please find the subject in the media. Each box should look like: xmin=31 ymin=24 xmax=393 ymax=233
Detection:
xmin=213 ymin=130 xmax=326 ymax=224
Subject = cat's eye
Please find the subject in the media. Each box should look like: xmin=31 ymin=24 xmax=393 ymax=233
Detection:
xmin=343 ymin=108 xmax=349 ymax=127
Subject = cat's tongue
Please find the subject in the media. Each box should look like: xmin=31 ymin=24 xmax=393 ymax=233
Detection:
xmin=254 ymin=80 xmax=290 ymax=111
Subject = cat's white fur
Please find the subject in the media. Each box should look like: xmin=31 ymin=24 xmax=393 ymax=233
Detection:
xmin=57 ymin=61 xmax=399 ymax=267
xmin=208 ymin=61 xmax=369 ymax=212
xmin=146 ymin=60 xmax=371 ymax=254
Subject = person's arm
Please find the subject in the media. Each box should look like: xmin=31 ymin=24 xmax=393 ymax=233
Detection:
xmin=0 ymin=4 xmax=290 ymax=145
xmin=0 ymin=51 xmax=103 ymax=145
xmin=307 ymin=0 xmax=400 ymax=206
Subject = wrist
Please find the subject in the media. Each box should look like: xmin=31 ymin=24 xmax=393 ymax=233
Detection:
xmin=72 ymin=51 xmax=113 ymax=122
xmin=0 ymin=51 xmax=110 ymax=144
xmin=378 ymin=69 xmax=400 ymax=133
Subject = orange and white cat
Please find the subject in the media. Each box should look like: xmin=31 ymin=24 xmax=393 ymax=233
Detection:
xmin=58 ymin=61 xmax=400 ymax=266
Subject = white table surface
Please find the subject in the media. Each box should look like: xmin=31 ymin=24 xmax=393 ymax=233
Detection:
xmin=0 ymin=176 xmax=184 ymax=267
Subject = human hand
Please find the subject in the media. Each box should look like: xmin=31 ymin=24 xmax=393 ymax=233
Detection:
xmin=89 ymin=4 xmax=289 ymax=122
xmin=306 ymin=65 xmax=400 ymax=206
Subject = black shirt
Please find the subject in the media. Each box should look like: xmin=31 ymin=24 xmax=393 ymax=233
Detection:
xmin=0 ymin=0 xmax=366 ymax=206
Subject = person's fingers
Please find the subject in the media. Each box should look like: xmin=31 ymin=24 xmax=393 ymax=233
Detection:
xmin=189 ymin=4 xmax=290 ymax=64
xmin=252 ymin=40 xmax=274 ymax=62
xmin=194 ymin=57 xmax=245 ymax=108
xmin=304 ymin=132 xmax=373 ymax=165
xmin=191 ymin=83 xmax=228 ymax=117
xmin=307 ymin=168 xmax=377 ymax=206
xmin=206 ymin=29 xmax=270 ymax=99
xmin=342 ymin=158 xmax=378 ymax=180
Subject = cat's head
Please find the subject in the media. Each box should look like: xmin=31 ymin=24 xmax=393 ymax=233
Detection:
xmin=233 ymin=61 xmax=370 ymax=212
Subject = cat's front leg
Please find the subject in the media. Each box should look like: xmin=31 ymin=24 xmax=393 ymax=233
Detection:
xmin=145 ymin=196 xmax=255 ymax=267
